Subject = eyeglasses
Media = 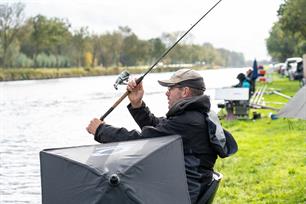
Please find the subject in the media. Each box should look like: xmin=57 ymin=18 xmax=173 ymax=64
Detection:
xmin=167 ymin=86 xmax=185 ymax=92
xmin=167 ymin=86 xmax=176 ymax=92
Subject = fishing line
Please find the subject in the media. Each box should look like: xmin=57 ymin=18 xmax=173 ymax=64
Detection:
xmin=100 ymin=0 xmax=223 ymax=120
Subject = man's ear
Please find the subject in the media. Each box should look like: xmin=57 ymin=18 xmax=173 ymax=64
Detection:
xmin=183 ymin=87 xmax=192 ymax=97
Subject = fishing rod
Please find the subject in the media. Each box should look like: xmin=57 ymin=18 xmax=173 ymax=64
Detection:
xmin=100 ymin=0 xmax=223 ymax=120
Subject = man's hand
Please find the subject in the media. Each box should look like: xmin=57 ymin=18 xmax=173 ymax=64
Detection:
xmin=127 ymin=78 xmax=144 ymax=108
xmin=86 ymin=118 xmax=103 ymax=135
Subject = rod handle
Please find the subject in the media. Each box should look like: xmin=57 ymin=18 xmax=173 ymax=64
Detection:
xmin=100 ymin=90 xmax=130 ymax=120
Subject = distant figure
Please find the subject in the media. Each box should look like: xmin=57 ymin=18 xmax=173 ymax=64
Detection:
xmin=233 ymin=73 xmax=251 ymax=99
xmin=247 ymin=59 xmax=259 ymax=96
xmin=246 ymin=68 xmax=252 ymax=78
xmin=233 ymin=73 xmax=250 ymax=88
xmin=246 ymin=69 xmax=256 ymax=96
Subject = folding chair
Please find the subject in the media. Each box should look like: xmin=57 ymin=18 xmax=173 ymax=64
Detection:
xmin=196 ymin=172 xmax=223 ymax=204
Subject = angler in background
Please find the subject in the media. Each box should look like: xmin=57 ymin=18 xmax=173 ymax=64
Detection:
xmin=87 ymin=68 xmax=236 ymax=203
xmin=233 ymin=73 xmax=251 ymax=88
xmin=233 ymin=73 xmax=251 ymax=101
xmin=246 ymin=69 xmax=256 ymax=96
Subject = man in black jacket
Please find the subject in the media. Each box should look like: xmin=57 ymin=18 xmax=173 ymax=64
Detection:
xmin=87 ymin=69 xmax=217 ymax=203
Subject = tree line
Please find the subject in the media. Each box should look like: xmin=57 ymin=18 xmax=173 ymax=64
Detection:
xmin=0 ymin=2 xmax=245 ymax=69
xmin=266 ymin=0 xmax=306 ymax=62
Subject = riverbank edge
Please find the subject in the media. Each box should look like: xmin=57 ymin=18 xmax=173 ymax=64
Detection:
xmin=0 ymin=65 xmax=219 ymax=81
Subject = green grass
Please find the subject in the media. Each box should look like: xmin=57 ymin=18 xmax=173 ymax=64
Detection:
xmin=214 ymin=75 xmax=306 ymax=203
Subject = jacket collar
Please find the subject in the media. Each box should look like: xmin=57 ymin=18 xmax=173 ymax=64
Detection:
xmin=166 ymin=95 xmax=211 ymax=117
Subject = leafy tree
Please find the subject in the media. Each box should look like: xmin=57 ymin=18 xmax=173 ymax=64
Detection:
xmin=160 ymin=31 xmax=182 ymax=48
xmin=201 ymin=43 xmax=217 ymax=65
xmin=147 ymin=38 xmax=166 ymax=62
xmin=35 ymin=52 xmax=48 ymax=67
xmin=99 ymin=31 xmax=123 ymax=67
xmin=71 ymin=27 xmax=90 ymax=67
xmin=266 ymin=0 xmax=306 ymax=61
xmin=120 ymin=33 xmax=140 ymax=66
xmin=18 ymin=19 xmax=35 ymax=57
xmin=0 ymin=2 xmax=25 ymax=67
xmin=5 ymin=40 xmax=20 ymax=67
xmin=266 ymin=22 xmax=295 ymax=61
xmin=279 ymin=0 xmax=306 ymax=56
xmin=56 ymin=55 xmax=70 ymax=67
xmin=14 ymin=53 xmax=33 ymax=67
xmin=0 ymin=8 xmax=246 ymax=69
xmin=279 ymin=0 xmax=306 ymax=39
xmin=118 ymin=26 xmax=132 ymax=37
xmin=30 ymin=15 xmax=71 ymax=59
xmin=166 ymin=44 xmax=191 ymax=64
xmin=119 ymin=28 xmax=150 ymax=66
xmin=84 ymin=51 xmax=93 ymax=68
xmin=228 ymin=51 xmax=245 ymax=67
xmin=91 ymin=34 xmax=102 ymax=67
xmin=217 ymin=48 xmax=230 ymax=66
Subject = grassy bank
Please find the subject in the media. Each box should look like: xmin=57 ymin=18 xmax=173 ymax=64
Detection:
xmin=0 ymin=65 xmax=209 ymax=81
xmin=0 ymin=67 xmax=139 ymax=81
xmin=214 ymin=75 xmax=306 ymax=203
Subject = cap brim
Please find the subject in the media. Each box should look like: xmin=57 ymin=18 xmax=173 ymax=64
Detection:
xmin=158 ymin=80 xmax=176 ymax=87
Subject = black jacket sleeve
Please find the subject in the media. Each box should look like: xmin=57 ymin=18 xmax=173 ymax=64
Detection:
xmin=127 ymin=102 xmax=162 ymax=128
xmin=94 ymin=108 xmax=188 ymax=144
xmin=94 ymin=102 xmax=164 ymax=144
xmin=94 ymin=123 xmax=142 ymax=143
xmin=93 ymin=121 xmax=173 ymax=144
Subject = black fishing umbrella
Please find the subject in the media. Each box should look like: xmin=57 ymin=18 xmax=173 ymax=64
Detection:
xmin=252 ymin=59 xmax=258 ymax=80
xmin=40 ymin=136 xmax=191 ymax=204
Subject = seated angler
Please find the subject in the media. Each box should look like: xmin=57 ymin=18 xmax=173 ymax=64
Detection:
xmin=87 ymin=69 xmax=236 ymax=203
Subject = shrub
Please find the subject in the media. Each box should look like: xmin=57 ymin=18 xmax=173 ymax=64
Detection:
xmin=14 ymin=53 xmax=34 ymax=68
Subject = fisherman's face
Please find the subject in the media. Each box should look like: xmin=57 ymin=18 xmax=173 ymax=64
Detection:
xmin=166 ymin=86 xmax=185 ymax=109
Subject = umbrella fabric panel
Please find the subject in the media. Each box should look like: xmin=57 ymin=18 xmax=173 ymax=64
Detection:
xmin=44 ymin=136 xmax=181 ymax=174
xmin=40 ymin=152 xmax=109 ymax=204
xmin=119 ymin=136 xmax=190 ymax=204
xmin=40 ymin=135 xmax=191 ymax=204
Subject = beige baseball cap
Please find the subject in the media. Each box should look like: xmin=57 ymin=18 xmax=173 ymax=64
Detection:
xmin=158 ymin=68 xmax=205 ymax=91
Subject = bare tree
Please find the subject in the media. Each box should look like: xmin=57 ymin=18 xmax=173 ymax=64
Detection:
xmin=0 ymin=2 xmax=25 ymax=67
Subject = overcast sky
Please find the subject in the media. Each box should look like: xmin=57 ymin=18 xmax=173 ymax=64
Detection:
xmin=4 ymin=0 xmax=284 ymax=61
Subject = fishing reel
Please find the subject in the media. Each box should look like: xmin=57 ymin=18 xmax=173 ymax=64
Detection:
xmin=113 ymin=70 xmax=130 ymax=90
